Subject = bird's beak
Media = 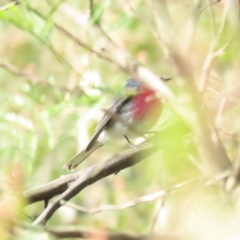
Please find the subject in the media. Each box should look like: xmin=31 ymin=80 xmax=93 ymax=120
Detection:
xmin=162 ymin=77 xmax=172 ymax=82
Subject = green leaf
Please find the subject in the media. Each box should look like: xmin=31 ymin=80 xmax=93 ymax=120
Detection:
xmin=110 ymin=14 xmax=132 ymax=30
xmin=91 ymin=0 xmax=112 ymax=24
xmin=39 ymin=18 xmax=54 ymax=39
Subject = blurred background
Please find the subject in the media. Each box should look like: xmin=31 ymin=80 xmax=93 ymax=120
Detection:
xmin=0 ymin=0 xmax=240 ymax=239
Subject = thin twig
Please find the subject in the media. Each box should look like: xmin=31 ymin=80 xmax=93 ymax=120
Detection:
xmin=209 ymin=85 xmax=240 ymax=120
xmin=0 ymin=62 xmax=72 ymax=92
xmin=60 ymin=171 xmax=230 ymax=215
xmin=46 ymin=227 xmax=183 ymax=240
xmin=60 ymin=179 xmax=195 ymax=214
xmin=124 ymin=0 xmax=155 ymax=32
xmin=149 ymin=198 xmax=164 ymax=231
xmin=199 ymin=0 xmax=221 ymax=15
xmin=89 ymin=0 xmax=94 ymax=18
xmin=20 ymin=5 xmax=174 ymax=102
xmin=0 ymin=0 xmax=19 ymax=11
xmin=199 ymin=3 xmax=230 ymax=92
xmin=88 ymin=0 xmax=121 ymax=48
xmin=55 ymin=23 xmax=174 ymax=98
xmin=169 ymin=49 xmax=232 ymax=175
xmin=43 ymin=40 xmax=83 ymax=80
xmin=18 ymin=223 xmax=184 ymax=240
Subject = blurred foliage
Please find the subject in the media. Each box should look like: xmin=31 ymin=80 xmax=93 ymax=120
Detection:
xmin=0 ymin=0 xmax=240 ymax=239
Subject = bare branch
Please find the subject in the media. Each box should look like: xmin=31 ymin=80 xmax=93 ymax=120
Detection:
xmin=21 ymin=123 xmax=191 ymax=225
xmin=47 ymin=227 xmax=183 ymax=240
xmin=31 ymin=144 xmax=156 ymax=225
xmin=22 ymin=123 xmax=189 ymax=206
xmin=60 ymin=171 xmax=230 ymax=215
xmin=0 ymin=0 xmax=19 ymax=11
xmin=54 ymin=22 xmax=173 ymax=100
xmin=60 ymin=179 xmax=196 ymax=214
xmin=169 ymin=49 xmax=232 ymax=175
xmin=199 ymin=0 xmax=221 ymax=15
xmin=25 ymin=6 xmax=173 ymax=100
xmin=0 ymin=62 xmax=72 ymax=92
xmin=209 ymin=85 xmax=240 ymax=119
xmin=18 ymin=223 xmax=186 ymax=240
xmin=199 ymin=3 xmax=230 ymax=92
xmin=22 ymin=144 xmax=156 ymax=205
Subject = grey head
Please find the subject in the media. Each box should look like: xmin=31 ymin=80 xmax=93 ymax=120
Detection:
xmin=124 ymin=78 xmax=144 ymax=91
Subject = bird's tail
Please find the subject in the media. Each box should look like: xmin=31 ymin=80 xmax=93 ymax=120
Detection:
xmin=63 ymin=141 xmax=103 ymax=171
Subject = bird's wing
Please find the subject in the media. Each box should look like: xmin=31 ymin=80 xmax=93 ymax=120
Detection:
xmin=84 ymin=96 xmax=131 ymax=152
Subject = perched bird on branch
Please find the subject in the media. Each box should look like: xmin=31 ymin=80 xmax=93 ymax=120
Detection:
xmin=63 ymin=77 xmax=170 ymax=171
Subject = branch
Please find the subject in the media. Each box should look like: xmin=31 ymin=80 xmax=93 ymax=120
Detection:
xmin=199 ymin=0 xmax=221 ymax=15
xmin=60 ymin=179 xmax=196 ymax=214
xmin=23 ymin=170 xmax=80 ymax=205
xmin=199 ymin=2 xmax=230 ymax=92
xmin=168 ymin=45 xmax=232 ymax=176
xmin=209 ymin=85 xmax=240 ymax=119
xmin=54 ymin=23 xmax=173 ymax=99
xmin=0 ymin=62 xmax=72 ymax=93
xmin=18 ymin=223 xmax=186 ymax=240
xmin=23 ymin=143 xmax=154 ymax=206
xmin=25 ymin=6 xmax=173 ymax=101
xmin=58 ymin=170 xmax=230 ymax=215
xmin=47 ymin=227 xmax=183 ymax=240
xmin=23 ymin=122 xmax=189 ymax=206
xmin=29 ymin=4 xmax=233 ymax=176
xmin=29 ymin=142 xmax=159 ymax=225
xmin=21 ymin=124 xmax=190 ymax=225
xmin=0 ymin=0 xmax=19 ymax=11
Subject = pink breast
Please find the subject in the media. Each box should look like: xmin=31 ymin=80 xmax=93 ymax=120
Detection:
xmin=132 ymin=90 xmax=162 ymax=130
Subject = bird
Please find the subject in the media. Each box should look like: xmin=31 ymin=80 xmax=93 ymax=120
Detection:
xmin=63 ymin=77 xmax=169 ymax=171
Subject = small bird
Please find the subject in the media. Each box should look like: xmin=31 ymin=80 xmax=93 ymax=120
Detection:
xmin=63 ymin=77 xmax=168 ymax=171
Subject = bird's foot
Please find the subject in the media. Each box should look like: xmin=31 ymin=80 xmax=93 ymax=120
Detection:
xmin=124 ymin=135 xmax=137 ymax=148
xmin=130 ymin=142 xmax=137 ymax=148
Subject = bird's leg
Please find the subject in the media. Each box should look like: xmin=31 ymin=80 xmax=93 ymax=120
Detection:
xmin=124 ymin=135 xmax=136 ymax=147
xmin=145 ymin=130 xmax=160 ymax=136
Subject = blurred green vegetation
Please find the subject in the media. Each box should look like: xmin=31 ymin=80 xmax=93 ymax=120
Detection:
xmin=0 ymin=0 xmax=240 ymax=239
